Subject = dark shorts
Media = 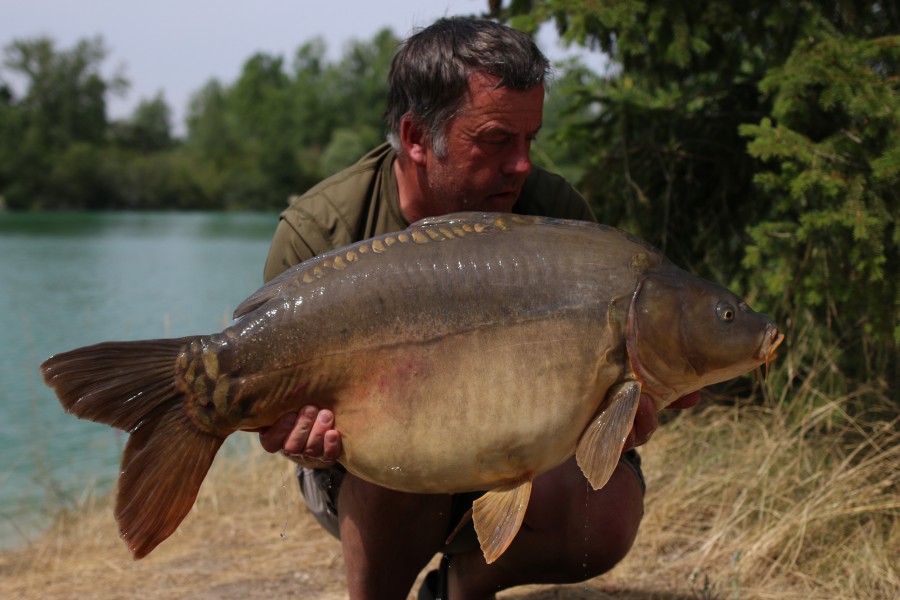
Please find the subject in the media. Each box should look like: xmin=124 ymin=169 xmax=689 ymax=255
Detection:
xmin=297 ymin=449 xmax=645 ymax=554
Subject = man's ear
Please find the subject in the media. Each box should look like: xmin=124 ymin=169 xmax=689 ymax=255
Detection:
xmin=399 ymin=116 xmax=428 ymax=166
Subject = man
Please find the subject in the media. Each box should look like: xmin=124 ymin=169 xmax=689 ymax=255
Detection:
xmin=258 ymin=17 xmax=698 ymax=599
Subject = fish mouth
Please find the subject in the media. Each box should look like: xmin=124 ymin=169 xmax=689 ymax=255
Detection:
xmin=758 ymin=324 xmax=785 ymax=370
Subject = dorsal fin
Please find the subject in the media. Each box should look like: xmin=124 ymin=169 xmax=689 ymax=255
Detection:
xmin=233 ymin=264 xmax=302 ymax=318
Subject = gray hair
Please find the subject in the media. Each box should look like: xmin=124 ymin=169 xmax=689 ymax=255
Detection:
xmin=385 ymin=18 xmax=550 ymax=157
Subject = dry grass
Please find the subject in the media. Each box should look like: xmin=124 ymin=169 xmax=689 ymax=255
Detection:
xmin=0 ymin=438 xmax=352 ymax=600
xmin=0 ymin=395 xmax=896 ymax=599
xmin=619 ymin=398 xmax=899 ymax=600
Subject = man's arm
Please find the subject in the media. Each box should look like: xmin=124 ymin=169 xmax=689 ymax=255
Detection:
xmin=263 ymin=217 xmax=321 ymax=283
xmin=625 ymin=392 xmax=701 ymax=451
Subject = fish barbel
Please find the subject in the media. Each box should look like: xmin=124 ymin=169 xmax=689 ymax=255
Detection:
xmin=41 ymin=213 xmax=783 ymax=563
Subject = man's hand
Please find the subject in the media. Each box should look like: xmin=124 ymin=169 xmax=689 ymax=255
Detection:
xmin=624 ymin=392 xmax=701 ymax=451
xmin=258 ymin=406 xmax=342 ymax=468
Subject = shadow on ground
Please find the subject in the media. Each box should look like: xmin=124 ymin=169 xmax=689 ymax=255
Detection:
xmin=509 ymin=588 xmax=699 ymax=600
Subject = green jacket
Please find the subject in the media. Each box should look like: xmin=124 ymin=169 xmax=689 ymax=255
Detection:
xmin=264 ymin=143 xmax=595 ymax=282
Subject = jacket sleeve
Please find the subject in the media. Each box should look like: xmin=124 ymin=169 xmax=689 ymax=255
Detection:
xmin=263 ymin=218 xmax=318 ymax=282
xmin=263 ymin=195 xmax=359 ymax=282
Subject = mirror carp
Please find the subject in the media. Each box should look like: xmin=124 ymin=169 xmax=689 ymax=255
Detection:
xmin=41 ymin=213 xmax=783 ymax=563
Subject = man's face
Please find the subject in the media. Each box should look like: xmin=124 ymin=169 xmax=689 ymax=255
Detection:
xmin=420 ymin=72 xmax=544 ymax=216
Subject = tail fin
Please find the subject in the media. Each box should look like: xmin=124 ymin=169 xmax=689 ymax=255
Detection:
xmin=41 ymin=338 xmax=225 ymax=559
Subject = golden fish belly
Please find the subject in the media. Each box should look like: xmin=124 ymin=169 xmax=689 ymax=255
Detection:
xmin=328 ymin=313 xmax=622 ymax=493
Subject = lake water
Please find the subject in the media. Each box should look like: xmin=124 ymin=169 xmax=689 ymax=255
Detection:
xmin=0 ymin=211 xmax=278 ymax=548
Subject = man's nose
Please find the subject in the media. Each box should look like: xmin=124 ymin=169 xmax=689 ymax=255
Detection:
xmin=502 ymin=138 xmax=533 ymax=176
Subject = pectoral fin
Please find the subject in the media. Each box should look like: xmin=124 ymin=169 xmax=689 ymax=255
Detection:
xmin=472 ymin=478 xmax=533 ymax=564
xmin=576 ymin=381 xmax=641 ymax=490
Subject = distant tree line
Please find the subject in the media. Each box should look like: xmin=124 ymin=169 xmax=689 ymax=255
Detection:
xmin=0 ymin=27 xmax=597 ymax=213
xmin=1 ymin=0 xmax=897 ymax=400
xmin=0 ymin=29 xmax=408 ymax=210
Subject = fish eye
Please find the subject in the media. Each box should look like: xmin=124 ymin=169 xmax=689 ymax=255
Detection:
xmin=716 ymin=302 xmax=736 ymax=322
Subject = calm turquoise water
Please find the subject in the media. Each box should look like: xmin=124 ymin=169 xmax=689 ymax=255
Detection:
xmin=0 ymin=211 xmax=278 ymax=548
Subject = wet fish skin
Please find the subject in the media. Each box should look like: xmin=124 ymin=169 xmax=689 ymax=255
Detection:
xmin=41 ymin=213 xmax=783 ymax=563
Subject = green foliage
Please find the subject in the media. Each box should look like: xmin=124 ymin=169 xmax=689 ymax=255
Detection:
xmin=505 ymin=1 xmax=795 ymax=278
xmin=739 ymin=20 xmax=899 ymax=385
xmin=4 ymin=36 xmax=127 ymax=148
xmin=111 ymin=92 xmax=174 ymax=152
xmin=0 ymin=36 xmax=127 ymax=208
xmin=756 ymin=23 xmax=898 ymax=392
xmin=320 ymin=127 xmax=376 ymax=177
xmin=178 ymin=28 xmax=400 ymax=210
xmin=501 ymin=0 xmax=899 ymax=398
xmin=0 ymin=83 xmax=23 ymax=206
xmin=185 ymin=79 xmax=237 ymax=168
xmin=532 ymin=58 xmax=603 ymax=184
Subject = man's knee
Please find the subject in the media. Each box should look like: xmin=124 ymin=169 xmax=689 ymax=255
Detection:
xmin=557 ymin=461 xmax=645 ymax=580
